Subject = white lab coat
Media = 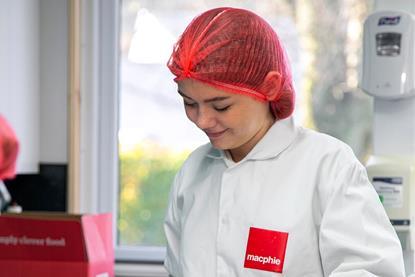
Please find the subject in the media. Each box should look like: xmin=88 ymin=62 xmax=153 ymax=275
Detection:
xmin=164 ymin=118 xmax=405 ymax=277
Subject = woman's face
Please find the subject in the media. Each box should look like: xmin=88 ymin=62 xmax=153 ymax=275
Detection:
xmin=178 ymin=79 xmax=275 ymax=162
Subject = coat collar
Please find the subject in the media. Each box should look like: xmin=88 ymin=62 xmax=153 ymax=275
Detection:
xmin=206 ymin=117 xmax=298 ymax=163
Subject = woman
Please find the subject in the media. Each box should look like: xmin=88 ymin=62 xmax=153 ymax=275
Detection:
xmin=164 ymin=7 xmax=405 ymax=276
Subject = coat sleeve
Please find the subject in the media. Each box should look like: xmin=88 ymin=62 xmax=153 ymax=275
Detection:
xmin=318 ymin=161 xmax=406 ymax=277
xmin=163 ymin=171 xmax=182 ymax=277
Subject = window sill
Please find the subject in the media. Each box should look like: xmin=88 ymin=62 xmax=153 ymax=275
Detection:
xmin=115 ymin=263 xmax=168 ymax=277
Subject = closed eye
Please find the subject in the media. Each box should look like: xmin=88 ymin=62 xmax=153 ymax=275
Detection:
xmin=214 ymin=105 xmax=231 ymax=112
xmin=184 ymin=101 xmax=197 ymax=107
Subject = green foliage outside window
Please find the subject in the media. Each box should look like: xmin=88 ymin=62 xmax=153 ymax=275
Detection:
xmin=118 ymin=144 xmax=189 ymax=246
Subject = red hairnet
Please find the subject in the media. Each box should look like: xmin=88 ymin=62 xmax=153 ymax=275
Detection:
xmin=0 ymin=115 xmax=19 ymax=180
xmin=167 ymin=7 xmax=295 ymax=119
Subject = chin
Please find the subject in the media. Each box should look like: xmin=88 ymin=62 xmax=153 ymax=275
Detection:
xmin=209 ymin=139 xmax=228 ymax=150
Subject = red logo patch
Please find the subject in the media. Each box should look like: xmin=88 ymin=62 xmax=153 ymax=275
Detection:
xmin=244 ymin=227 xmax=288 ymax=273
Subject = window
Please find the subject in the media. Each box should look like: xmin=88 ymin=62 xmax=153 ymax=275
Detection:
xmin=91 ymin=0 xmax=374 ymax=263
xmin=118 ymin=1 xmax=207 ymax=250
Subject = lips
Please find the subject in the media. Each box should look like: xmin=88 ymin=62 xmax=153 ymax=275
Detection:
xmin=205 ymin=129 xmax=228 ymax=139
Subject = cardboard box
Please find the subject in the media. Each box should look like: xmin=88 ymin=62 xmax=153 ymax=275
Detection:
xmin=0 ymin=212 xmax=114 ymax=277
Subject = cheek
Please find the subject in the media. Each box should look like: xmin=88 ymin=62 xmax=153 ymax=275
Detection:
xmin=226 ymin=107 xmax=248 ymax=127
xmin=184 ymin=107 xmax=196 ymax=123
xmin=229 ymin=110 xmax=259 ymax=134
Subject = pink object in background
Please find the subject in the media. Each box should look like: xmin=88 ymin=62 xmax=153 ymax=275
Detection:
xmin=0 ymin=115 xmax=19 ymax=180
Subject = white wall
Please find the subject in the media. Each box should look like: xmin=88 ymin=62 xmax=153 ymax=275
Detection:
xmin=0 ymin=0 xmax=68 ymax=173
xmin=372 ymin=1 xmax=415 ymax=275
xmin=374 ymin=0 xmax=415 ymax=13
xmin=39 ymin=0 xmax=68 ymax=164
xmin=0 ymin=0 xmax=40 ymax=173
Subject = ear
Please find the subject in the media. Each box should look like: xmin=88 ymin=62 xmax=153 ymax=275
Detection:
xmin=262 ymin=71 xmax=283 ymax=101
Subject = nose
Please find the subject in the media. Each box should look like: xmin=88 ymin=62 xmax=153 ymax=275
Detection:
xmin=194 ymin=107 xmax=216 ymax=130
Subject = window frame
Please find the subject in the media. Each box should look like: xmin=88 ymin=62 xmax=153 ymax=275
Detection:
xmin=80 ymin=0 xmax=166 ymax=263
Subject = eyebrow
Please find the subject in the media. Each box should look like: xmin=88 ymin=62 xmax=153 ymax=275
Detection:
xmin=178 ymin=90 xmax=230 ymax=103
